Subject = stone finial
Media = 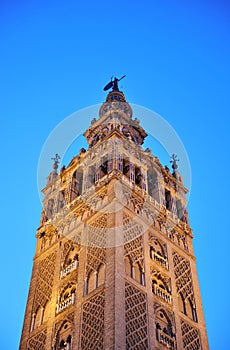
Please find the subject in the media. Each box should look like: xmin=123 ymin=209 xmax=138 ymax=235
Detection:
xmin=47 ymin=153 xmax=61 ymax=184
xmin=51 ymin=153 xmax=60 ymax=171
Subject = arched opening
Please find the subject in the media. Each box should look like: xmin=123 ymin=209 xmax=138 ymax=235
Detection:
xmin=187 ymin=298 xmax=198 ymax=322
xmin=186 ymin=298 xmax=192 ymax=319
xmin=150 ymin=239 xmax=168 ymax=269
xmin=147 ymin=169 xmax=158 ymax=200
xmin=165 ymin=190 xmax=172 ymax=211
xmin=64 ymin=247 xmax=79 ymax=268
xmin=176 ymin=199 xmax=183 ymax=219
xmin=57 ymin=283 xmax=76 ymax=313
xmin=70 ymin=168 xmax=83 ymax=201
xmin=133 ymin=262 xmax=142 ymax=284
xmin=87 ymin=271 xmax=95 ymax=294
xmin=61 ymin=246 xmax=79 ymax=278
xmin=42 ymin=302 xmax=49 ymax=324
xmin=123 ymin=157 xmax=130 ymax=178
xmin=56 ymin=321 xmax=72 ymax=350
xmin=155 ymin=308 xmax=175 ymax=347
xmin=97 ymin=264 xmax=105 ymax=287
xmin=34 ymin=306 xmax=43 ymax=329
xmin=88 ymin=165 xmax=96 ymax=187
xmin=57 ymin=191 xmax=65 ymax=212
xmin=125 ymin=256 xmax=132 ymax=277
xmin=152 ymin=274 xmax=171 ymax=303
xmin=100 ymin=157 xmax=108 ymax=177
xmin=178 ymin=292 xmax=186 ymax=315
xmin=135 ymin=166 xmax=142 ymax=187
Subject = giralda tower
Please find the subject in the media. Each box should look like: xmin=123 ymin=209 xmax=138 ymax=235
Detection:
xmin=20 ymin=79 xmax=208 ymax=350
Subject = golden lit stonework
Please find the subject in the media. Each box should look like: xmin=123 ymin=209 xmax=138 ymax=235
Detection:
xmin=20 ymin=86 xmax=209 ymax=349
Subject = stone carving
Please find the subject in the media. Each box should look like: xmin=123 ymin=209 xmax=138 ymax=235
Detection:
xmin=173 ymin=252 xmax=197 ymax=322
xmin=154 ymin=303 xmax=176 ymax=349
xmin=27 ymin=330 xmax=47 ymax=350
xmin=125 ymin=282 xmax=149 ymax=349
xmin=81 ymin=292 xmax=105 ymax=349
xmin=33 ymin=251 xmax=57 ymax=313
xmin=181 ymin=320 xmax=201 ymax=350
xmin=123 ymin=213 xmax=143 ymax=245
xmin=86 ymin=215 xmax=107 ymax=276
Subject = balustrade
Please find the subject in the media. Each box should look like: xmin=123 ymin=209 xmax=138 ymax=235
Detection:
xmin=152 ymin=251 xmax=169 ymax=269
xmin=158 ymin=329 xmax=175 ymax=349
xmin=56 ymin=293 xmax=75 ymax=314
xmin=60 ymin=260 xmax=78 ymax=278
xmin=153 ymin=284 xmax=172 ymax=304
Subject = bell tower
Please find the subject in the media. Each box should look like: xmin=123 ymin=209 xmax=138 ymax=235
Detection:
xmin=20 ymin=80 xmax=209 ymax=349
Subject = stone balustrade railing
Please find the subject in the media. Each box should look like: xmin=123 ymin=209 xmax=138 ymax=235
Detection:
xmin=152 ymin=251 xmax=169 ymax=269
xmin=158 ymin=329 xmax=175 ymax=349
xmin=60 ymin=260 xmax=78 ymax=278
xmin=153 ymin=284 xmax=172 ymax=304
xmin=56 ymin=294 xmax=75 ymax=314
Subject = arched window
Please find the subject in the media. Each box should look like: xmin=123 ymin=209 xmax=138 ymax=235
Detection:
xmin=89 ymin=165 xmax=96 ymax=187
xmin=70 ymin=168 xmax=83 ymax=202
xmin=61 ymin=246 xmax=79 ymax=278
xmin=125 ymin=255 xmax=144 ymax=285
xmin=178 ymin=292 xmax=186 ymax=315
xmin=176 ymin=199 xmax=183 ymax=219
xmin=187 ymin=297 xmax=198 ymax=322
xmin=152 ymin=274 xmax=171 ymax=303
xmin=125 ymin=256 xmax=132 ymax=277
xmin=150 ymin=239 xmax=168 ymax=269
xmin=56 ymin=283 xmax=76 ymax=313
xmin=55 ymin=321 xmax=72 ymax=350
xmin=87 ymin=270 xmax=95 ymax=294
xmin=32 ymin=303 xmax=48 ymax=330
xmin=133 ymin=262 xmax=142 ymax=284
xmin=64 ymin=247 xmax=79 ymax=268
xmin=43 ymin=302 xmax=49 ymax=324
xmin=123 ymin=157 xmax=130 ymax=177
xmin=57 ymin=191 xmax=65 ymax=212
xmin=155 ymin=308 xmax=175 ymax=347
xmin=97 ymin=264 xmax=105 ymax=287
xmin=165 ymin=190 xmax=172 ymax=211
xmin=100 ymin=157 xmax=108 ymax=177
xmin=147 ymin=169 xmax=158 ymax=199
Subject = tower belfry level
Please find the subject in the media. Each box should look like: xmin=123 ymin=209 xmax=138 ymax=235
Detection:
xmin=20 ymin=85 xmax=209 ymax=349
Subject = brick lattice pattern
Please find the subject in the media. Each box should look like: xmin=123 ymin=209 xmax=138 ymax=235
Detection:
xmin=27 ymin=330 xmax=47 ymax=350
xmin=123 ymin=213 xmax=143 ymax=244
xmin=33 ymin=251 xmax=57 ymax=312
xmin=86 ymin=215 xmax=107 ymax=275
xmin=125 ymin=282 xmax=149 ymax=349
xmin=123 ymin=214 xmax=144 ymax=267
xmin=181 ymin=320 xmax=201 ymax=350
xmin=172 ymin=251 xmax=195 ymax=303
xmin=81 ymin=292 xmax=105 ymax=349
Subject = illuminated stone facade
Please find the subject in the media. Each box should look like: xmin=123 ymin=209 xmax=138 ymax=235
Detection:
xmin=20 ymin=89 xmax=209 ymax=349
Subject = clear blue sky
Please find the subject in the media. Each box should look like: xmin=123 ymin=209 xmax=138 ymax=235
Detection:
xmin=1 ymin=1 xmax=229 ymax=349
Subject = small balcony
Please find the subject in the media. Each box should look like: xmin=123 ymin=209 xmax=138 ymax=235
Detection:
xmin=151 ymin=251 xmax=169 ymax=269
xmin=153 ymin=284 xmax=172 ymax=304
xmin=60 ymin=260 xmax=78 ymax=278
xmin=56 ymin=294 xmax=75 ymax=314
xmin=158 ymin=329 xmax=175 ymax=349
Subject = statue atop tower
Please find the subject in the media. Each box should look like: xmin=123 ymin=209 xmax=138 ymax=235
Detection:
xmin=103 ymin=75 xmax=126 ymax=92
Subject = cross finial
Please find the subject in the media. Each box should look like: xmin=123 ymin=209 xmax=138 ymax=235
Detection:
xmin=170 ymin=153 xmax=179 ymax=170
